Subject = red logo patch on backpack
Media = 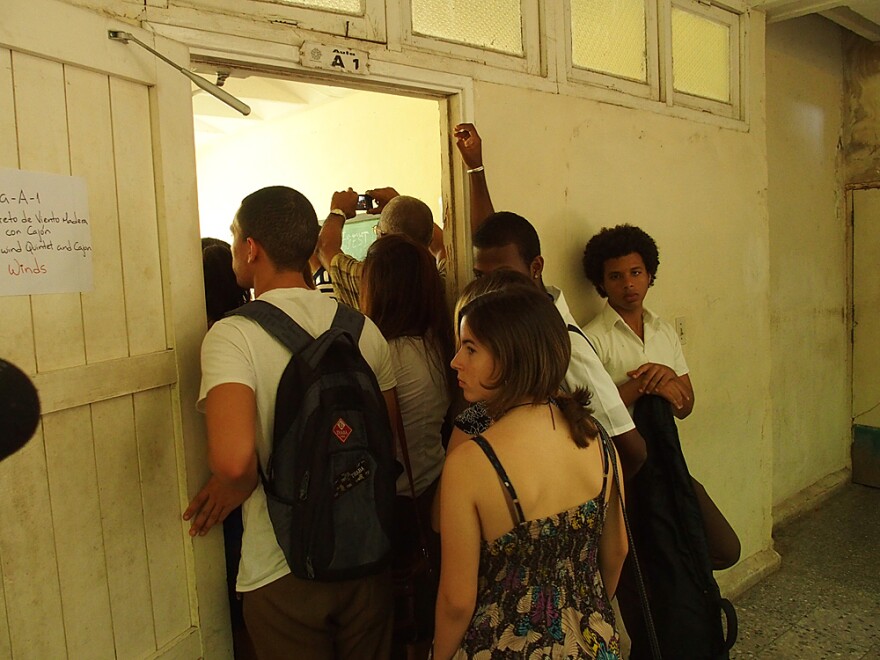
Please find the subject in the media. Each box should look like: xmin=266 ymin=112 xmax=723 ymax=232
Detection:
xmin=333 ymin=418 xmax=353 ymax=443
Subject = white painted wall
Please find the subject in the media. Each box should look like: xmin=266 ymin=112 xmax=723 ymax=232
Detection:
xmin=765 ymin=15 xmax=850 ymax=507
xmin=195 ymin=89 xmax=443 ymax=241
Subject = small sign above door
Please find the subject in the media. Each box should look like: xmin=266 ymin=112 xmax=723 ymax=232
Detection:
xmin=300 ymin=42 xmax=369 ymax=75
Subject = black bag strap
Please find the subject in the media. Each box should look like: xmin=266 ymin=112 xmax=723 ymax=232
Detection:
xmin=231 ymin=299 xmax=366 ymax=359
xmin=720 ymin=597 xmax=738 ymax=654
xmin=331 ymin=300 xmax=366 ymax=343
xmin=567 ymin=323 xmax=599 ymax=355
xmin=230 ymin=299 xmax=315 ymax=355
xmin=597 ymin=422 xmax=663 ymax=660
xmin=397 ymin=413 xmax=431 ymax=566
xmin=471 ymin=435 xmax=526 ymax=525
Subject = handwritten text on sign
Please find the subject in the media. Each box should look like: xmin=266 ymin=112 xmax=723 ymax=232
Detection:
xmin=0 ymin=169 xmax=93 ymax=296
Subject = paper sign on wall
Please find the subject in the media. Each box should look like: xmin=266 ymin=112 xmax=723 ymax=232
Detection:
xmin=0 ymin=169 xmax=93 ymax=296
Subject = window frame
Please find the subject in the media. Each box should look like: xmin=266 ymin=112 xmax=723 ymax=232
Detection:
xmin=399 ymin=0 xmax=542 ymax=76
xmin=560 ymin=0 xmax=745 ymax=122
xmin=662 ymin=0 xmax=742 ymax=119
xmin=562 ymin=0 xmax=660 ymax=101
xmin=179 ymin=0 xmax=387 ymax=42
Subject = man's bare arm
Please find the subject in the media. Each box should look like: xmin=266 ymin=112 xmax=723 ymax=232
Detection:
xmin=317 ymin=188 xmax=358 ymax=270
xmin=611 ymin=428 xmax=647 ymax=479
xmin=183 ymin=383 xmax=259 ymax=536
xmin=453 ymin=123 xmax=495 ymax=234
xmin=621 ymin=364 xmax=694 ymax=418
xmin=365 ymin=186 xmax=399 ymax=213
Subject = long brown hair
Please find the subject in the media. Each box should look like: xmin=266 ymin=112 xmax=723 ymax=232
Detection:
xmin=453 ymin=269 xmax=534 ymax=345
xmin=360 ymin=234 xmax=454 ymax=387
xmin=458 ymin=286 xmax=598 ymax=447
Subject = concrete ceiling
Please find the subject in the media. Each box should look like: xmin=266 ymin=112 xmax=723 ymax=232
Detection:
xmin=191 ymin=76 xmax=357 ymax=143
xmin=752 ymin=0 xmax=880 ymax=41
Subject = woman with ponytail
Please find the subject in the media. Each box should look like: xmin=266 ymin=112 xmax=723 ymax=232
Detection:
xmin=433 ymin=285 xmax=628 ymax=660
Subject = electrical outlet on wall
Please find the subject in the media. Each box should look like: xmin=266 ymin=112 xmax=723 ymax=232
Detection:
xmin=675 ymin=316 xmax=687 ymax=345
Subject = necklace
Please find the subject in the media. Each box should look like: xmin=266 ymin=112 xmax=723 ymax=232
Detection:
xmin=506 ymin=400 xmax=545 ymax=411
xmin=501 ymin=399 xmax=556 ymax=429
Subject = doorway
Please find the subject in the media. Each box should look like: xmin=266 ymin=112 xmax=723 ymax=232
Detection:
xmin=191 ymin=72 xmax=445 ymax=250
xmin=851 ymin=187 xmax=880 ymax=488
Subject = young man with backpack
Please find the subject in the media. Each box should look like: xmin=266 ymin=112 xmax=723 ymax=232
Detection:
xmin=184 ymin=185 xmax=403 ymax=659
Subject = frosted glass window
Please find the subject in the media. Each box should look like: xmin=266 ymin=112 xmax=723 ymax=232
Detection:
xmin=570 ymin=0 xmax=647 ymax=83
xmin=274 ymin=0 xmax=363 ymax=14
xmin=671 ymin=7 xmax=730 ymax=102
xmin=411 ymin=0 xmax=523 ymax=55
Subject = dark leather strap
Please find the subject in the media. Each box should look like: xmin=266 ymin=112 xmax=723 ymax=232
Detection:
xmin=471 ymin=435 xmax=525 ymax=525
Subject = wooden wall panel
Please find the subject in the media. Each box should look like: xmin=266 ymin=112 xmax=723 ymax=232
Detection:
xmin=110 ymin=78 xmax=168 ymax=357
xmin=0 ymin=562 xmax=11 ymax=659
xmin=92 ymin=397 xmax=157 ymax=657
xmin=0 ymin=47 xmax=36 ymax=373
xmin=42 ymin=407 xmax=115 ymax=658
xmin=12 ymin=52 xmax=86 ymax=372
xmin=135 ymin=388 xmax=192 ymax=646
xmin=152 ymin=34 xmax=231 ymax=657
xmin=0 ymin=426 xmax=67 ymax=657
xmin=155 ymin=627 xmax=202 ymax=659
xmin=66 ymin=67 xmax=129 ymax=364
xmin=0 ymin=49 xmax=16 ymax=167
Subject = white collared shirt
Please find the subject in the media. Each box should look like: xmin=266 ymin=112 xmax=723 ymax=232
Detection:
xmin=547 ymin=286 xmax=636 ymax=436
xmin=583 ymin=302 xmax=689 ymax=389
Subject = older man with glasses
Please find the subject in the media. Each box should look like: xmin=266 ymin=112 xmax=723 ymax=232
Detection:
xmin=317 ymin=186 xmax=445 ymax=309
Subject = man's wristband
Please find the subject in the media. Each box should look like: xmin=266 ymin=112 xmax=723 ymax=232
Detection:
xmin=329 ymin=208 xmax=347 ymax=219
xmin=467 ymin=165 xmax=485 ymax=174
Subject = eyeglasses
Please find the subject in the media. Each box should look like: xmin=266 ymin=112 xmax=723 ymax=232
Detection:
xmin=372 ymin=224 xmax=387 ymax=238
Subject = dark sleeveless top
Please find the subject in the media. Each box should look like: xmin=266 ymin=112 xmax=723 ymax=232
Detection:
xmin=452 ymin=435 xmax=621 ymax=659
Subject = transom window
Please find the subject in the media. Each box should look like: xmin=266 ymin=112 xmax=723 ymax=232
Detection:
xmin=565 ymin=0 xmax=743 ymax=119
xmin=410 ymin=0 xmax=524 ymax=55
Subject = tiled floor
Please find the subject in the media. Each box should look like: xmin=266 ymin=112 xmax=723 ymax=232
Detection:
xmin=731 ymin=483 xmax=880 ymax=659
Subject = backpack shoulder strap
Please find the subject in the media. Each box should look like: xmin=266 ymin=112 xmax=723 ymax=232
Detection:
xmin=229 ymin=300 xmax=314 ymax=355
xmin=331 ymin=302 xmax=366 ymax=343
xmin=568 ymin=323 xmax=599 ymax=355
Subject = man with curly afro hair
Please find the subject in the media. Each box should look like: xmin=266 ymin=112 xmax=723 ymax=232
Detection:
xmin=582 ymin=224 xmax=741 ymax=570
xmin=582 ymin=224 xmax=692 ymax=417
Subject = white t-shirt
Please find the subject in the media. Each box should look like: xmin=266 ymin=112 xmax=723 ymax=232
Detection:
xmin=583 ymin=303 xmax=689 ymax=399
xmin=389 ymin=337 xmax=449 ymax=497
xmin=548 ymin=286 xmax=635 ymax=436
xmin=198 ymin=287 xmax=397 ymax=592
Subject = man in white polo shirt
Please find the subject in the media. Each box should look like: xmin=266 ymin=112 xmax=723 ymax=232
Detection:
xmin=581 ymin=224 xmax=693 ymax=418
xmin=184 ymin=186 xmax=401 ymax=659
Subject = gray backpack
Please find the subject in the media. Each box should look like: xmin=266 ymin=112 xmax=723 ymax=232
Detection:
xmin=232 ymin=300 xmax=396 ymax=581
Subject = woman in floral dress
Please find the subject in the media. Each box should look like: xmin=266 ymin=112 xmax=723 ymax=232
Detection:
xmin=433 ymin=285 xmax=628 ymax=659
